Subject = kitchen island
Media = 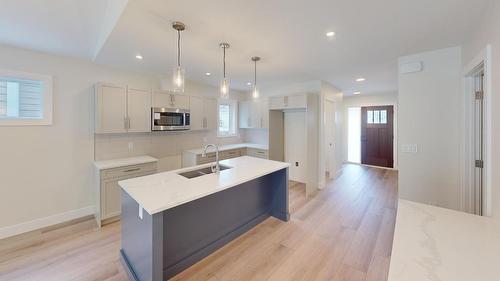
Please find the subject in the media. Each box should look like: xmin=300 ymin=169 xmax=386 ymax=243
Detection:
xmin=118 ymin=156 xmax=290 ymax=281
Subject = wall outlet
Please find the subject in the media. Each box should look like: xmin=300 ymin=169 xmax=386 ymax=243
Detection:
xmin=128 ymin=142 xmax=134 ymax=151
xmin=295 ymin=162 xmax=299 ymax=167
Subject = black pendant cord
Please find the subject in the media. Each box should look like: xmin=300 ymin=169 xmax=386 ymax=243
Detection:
xmin=177 ymin=30 xmax=181 ymax=67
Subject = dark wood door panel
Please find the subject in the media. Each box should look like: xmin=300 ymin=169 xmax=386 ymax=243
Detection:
xmin=361 ymin=106 xmax=394 ymax=168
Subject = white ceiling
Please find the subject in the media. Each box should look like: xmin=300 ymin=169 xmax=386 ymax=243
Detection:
xmin=0 ymin=0 xmax=490 ymax=95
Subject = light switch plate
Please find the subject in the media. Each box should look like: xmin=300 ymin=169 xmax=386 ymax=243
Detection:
xmin=402 ymin=144 xmax=418 ymax=153
xmin=128 ymin=142 xmax=134 ymax=151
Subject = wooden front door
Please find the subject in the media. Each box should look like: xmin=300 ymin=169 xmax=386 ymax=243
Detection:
xmin=361 ymin=106 xmax=394 ymax=168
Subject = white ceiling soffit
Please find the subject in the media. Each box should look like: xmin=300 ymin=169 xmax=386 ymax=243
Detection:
xmin=0 ymin=0 xmax=490 ymax=94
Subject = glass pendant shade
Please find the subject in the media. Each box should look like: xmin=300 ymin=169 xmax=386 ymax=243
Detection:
xmin=252 ymin=85 xmax=259 ymax=99
xmin=172 ymin=66 xmax=185 ymax=92
xmin=220 ymin=78 xmax=229 ymax=99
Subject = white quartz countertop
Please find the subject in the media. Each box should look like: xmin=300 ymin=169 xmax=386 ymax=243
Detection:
xmin=94 ymin=155 xmax=158 ymax=170
xmin=183 ymin=143 xmax=268 ymax=154
xmin=119 ymin=156 xmax=289 ymax=215
xmin=388 ymin=199 xmax=500 ymax=281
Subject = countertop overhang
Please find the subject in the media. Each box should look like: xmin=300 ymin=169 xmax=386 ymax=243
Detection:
xmin=119 ymin=156 xmax=289 ymax=215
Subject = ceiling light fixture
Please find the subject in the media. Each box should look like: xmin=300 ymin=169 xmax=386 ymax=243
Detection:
xmin=172 ymin=21 xmax=186 ymax=93
xmin=356 ymin=77 xmax=366 ymax=82
xmin=247 ymin=82 xmax=252 ymax=86
xmin=353 ymin=91 xmax=361 ymax=95
xmin=251 ymin=56 xmax=261 ymax=99
xmin=326 ymin=31 xmax=335 ymax=38
xmin=205 ymin=72 xmax=211 ymax=76
xmin=219 ymin=43 xmax=230 ymax=99
xmin=135 ymin=54 xmax=143 ymax=60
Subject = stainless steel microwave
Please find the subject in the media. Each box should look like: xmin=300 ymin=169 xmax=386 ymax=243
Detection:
xmin=151 ymin=107 xmax=190 ymax=131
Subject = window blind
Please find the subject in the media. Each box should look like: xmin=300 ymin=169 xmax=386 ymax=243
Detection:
xmin=0 ymin=78 xmax=43 ymax=119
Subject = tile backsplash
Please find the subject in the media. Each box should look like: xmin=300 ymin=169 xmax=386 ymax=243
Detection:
xmin=94 ymin=130 xmax=245 ymax=163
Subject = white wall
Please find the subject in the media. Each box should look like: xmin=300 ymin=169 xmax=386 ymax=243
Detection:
xmin=343 ymin=92 xmax=398 ymax=168
xmin=0 ymin=44 xmax=245 ymax=236
xmin=284 ymin=110 xmax=307 ymax=182
xmin=0 ymin=44 xmax=155 ymax=232
xmin=398 ymin=46 xmax=462 ymax=210
xmin=319 ymin=82 xmax=344 ymax=187
xmin=463 ymin=1 xmax=500 ymax=219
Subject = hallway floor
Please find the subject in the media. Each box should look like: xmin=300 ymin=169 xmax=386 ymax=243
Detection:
xmin=0 ymin=164 xmax=398 ymax=281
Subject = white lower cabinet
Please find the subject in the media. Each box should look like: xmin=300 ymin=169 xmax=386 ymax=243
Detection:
xmin=97 ymin=162 xmax=157 ymax=225
xmin=182 ymin=146 xmax=268 ymax=168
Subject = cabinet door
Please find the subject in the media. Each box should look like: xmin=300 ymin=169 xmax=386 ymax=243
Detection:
xmin=269 ymin=96 xmax=285 ymax=109
xmin=258 ymin=99 xmax=269 ymax=128
xmin=101 ymin=179 xmax=122 ymax=219
xmin=95 ymin=84 xmax=127 ymax=133
xmin=239 ymin=101 xmax=251 ymax=128
xmin=172 ymin=94 xmax=190 ymax=109
xmin=152 ymin=91 xmax=172 ymax=108
xmin=127 ymin=87 xmax=151 ymax=132
xmin=287 ymin=95 xmax=307 ymax=109
xmin=203 ymin=98 xmax=218 ymax=130
xmin=189 ymin=96 xmax=204 ymax=130
xmin=250 ymin=100 xmax=261 ymax=129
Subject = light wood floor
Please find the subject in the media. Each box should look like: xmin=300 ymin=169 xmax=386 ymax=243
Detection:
xmin=0 ymin=164 xmax=398 ymax=281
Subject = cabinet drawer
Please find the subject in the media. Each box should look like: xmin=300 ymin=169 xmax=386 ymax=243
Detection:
xmin=196 ymin=153 xmax=216 ymax=164
xmin=247 ymin=148 xmax=269 ymax=159
xmin=221 ymin=149 xmax=241 ymax=160
xmin=100 ymin=162 xmax=157 ymax=180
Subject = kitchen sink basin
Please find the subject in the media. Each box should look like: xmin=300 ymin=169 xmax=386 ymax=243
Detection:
xmin=178 ymin=165 xmax=231 ymax=179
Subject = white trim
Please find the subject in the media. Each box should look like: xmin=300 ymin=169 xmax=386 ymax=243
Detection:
xmin=0 ymin=206 xmax=94 ymax=239
xmin=217 ymin=98 xmax=238 ymax=138
xmin=461 ymin=45 xmax=492 ymax=216
xmin=0 ymin=69 xmax=53 ymax=126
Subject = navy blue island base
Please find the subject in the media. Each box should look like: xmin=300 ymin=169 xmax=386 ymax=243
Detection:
xmin=120 ymin=167 xmax=289 ymax=281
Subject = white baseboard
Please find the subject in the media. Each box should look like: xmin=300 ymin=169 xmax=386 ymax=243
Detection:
xmin=0 ymin=206 xmax=95 ymax=240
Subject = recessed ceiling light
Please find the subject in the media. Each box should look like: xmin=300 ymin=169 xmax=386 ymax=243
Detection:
xmin=205 ymin=72 xmax=211 ymax=76
xmin=326 ymin=31 xmax=335 ymax=38
xmin=356 ymin=77 xmax=366 ymax=82
xmin=135 ymin=54 xmax=143 ymax=60
xmin=247 ymin=82 xmax=252 ymax=86
xmin=353 ymin=91 xmax=361 ymax=95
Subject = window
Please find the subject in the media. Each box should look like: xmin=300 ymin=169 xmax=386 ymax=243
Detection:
xmin=0 ymin=70 xmax=52 ymax=125
xmin=218 ymin=99 xmax=237 ymax=137
xmin=367 ymin=110 xmax=387 ymax=124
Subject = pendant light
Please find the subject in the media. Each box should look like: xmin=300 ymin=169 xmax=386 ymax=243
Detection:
xmin=172 ymin=22 xmax=186 ymax=93
xmin=219 ymin=43 xmax=230 ymax=99
xmin=251 ymin=56 xmax=260 ymax=99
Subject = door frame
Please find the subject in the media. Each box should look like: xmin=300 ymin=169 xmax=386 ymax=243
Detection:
xmin=344 ymin=102 xmax=398 ymax=170
xmin=462 ymin=45 xmax=492 ymax=216
xmin=324 ymin=99 xmax=336 ymax=179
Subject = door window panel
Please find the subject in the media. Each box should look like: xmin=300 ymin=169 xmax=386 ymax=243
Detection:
xmin=367 ymin=110 xmax=373 ymax=124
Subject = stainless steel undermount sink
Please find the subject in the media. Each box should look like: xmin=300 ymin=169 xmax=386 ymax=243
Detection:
xmin=178 ymin=165 xmax=231 ymax=179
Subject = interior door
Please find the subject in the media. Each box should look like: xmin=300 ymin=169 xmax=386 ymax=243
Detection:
xmin=361 ymin=106 xmax=394 ymax=168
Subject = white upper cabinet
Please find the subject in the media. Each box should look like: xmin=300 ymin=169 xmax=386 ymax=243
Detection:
xmin=203 ymin=97 xmax=218 ymax=130
xmin=269 ymin=95 xmax=307 ymax=110
xmin=95 ymin=83 xmax=151 ymax=134
xmin=189 ymin=96 xmax=204 ymax=130
xmin=189 ymin=96 xmax=217 ymax=131
xmin=152 ymin=91 xmax=189 ymax=109
xmin=239 ymin=100 xmax=251 ymax=128
xmin=239 ymin=99 xmax=268 ymax=129
xmin=127 ymin=87 xmax=151 ymax=132
xmin=95 ymin=83 xmax=128 ymax=134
